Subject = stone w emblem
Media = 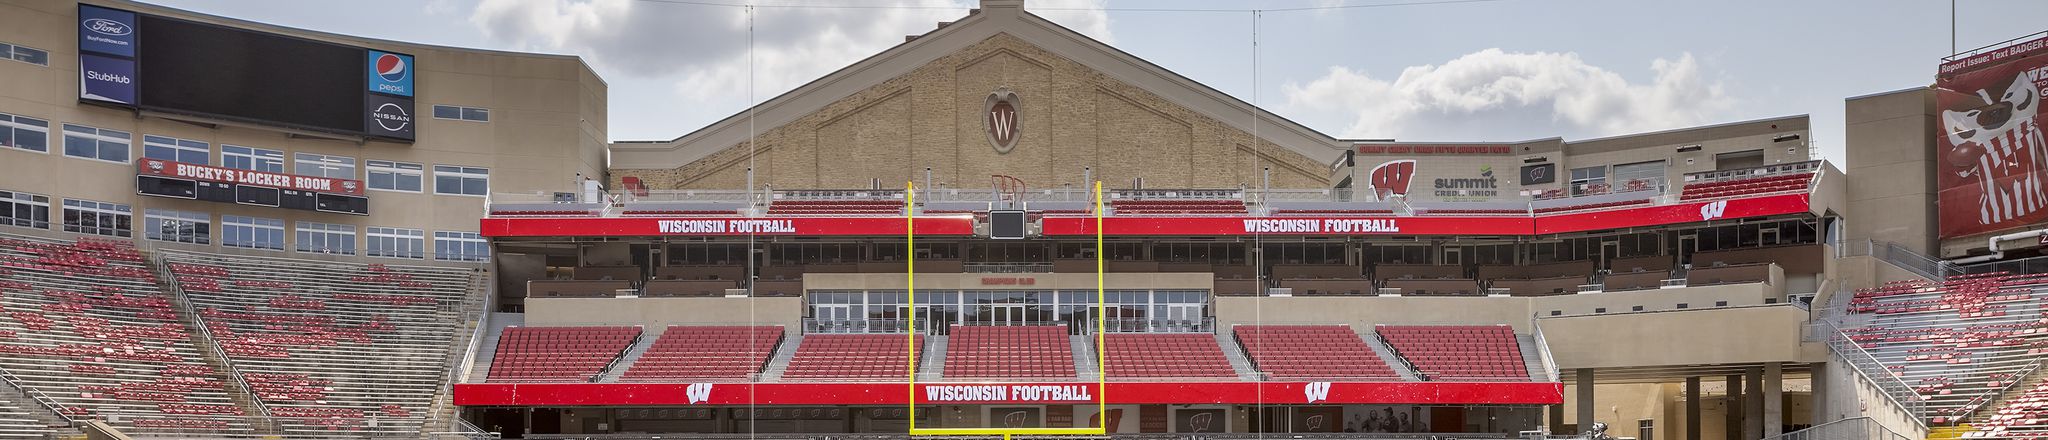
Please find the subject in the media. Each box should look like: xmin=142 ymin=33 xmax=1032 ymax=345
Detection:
xmin=985 ymin=89 xmax=1022 ymax=154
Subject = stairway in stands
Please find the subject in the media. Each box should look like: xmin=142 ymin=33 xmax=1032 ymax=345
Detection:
xmin=1840 ymin=272 xmax=2048 ymax=427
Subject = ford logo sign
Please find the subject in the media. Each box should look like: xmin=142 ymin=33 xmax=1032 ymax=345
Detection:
xmin=84 ymin=18 xmax=131 ymax=36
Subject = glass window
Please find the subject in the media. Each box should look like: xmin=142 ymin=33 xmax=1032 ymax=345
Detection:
xmin=1611 ymin=160 xmax=1666 ymax=190
xmin=0 ymin=112 xmax=50 ymax=153
xmin=222 ymin=215 xmax=285 ymax=251
xmin=294 ymin=153 xmax=356 ymax=179
xmin=295 ymin=221 xmax=356 ymax=255
xmin=368 ymin=226 xmax=425 ymax=259
xmin=433 ymin=105 xmax=490 ymax=122
xmin=433 ymin=165 xmax=489 ymax=196
xmin=143 ymin=135 xmax=210 ymax=165
xmin=3 ymin=42 xmax=48 ymax=66
xmin=1569 ymin=165 xmax=1607 ymax=195
xmin=435 ymin=231 xmax=489 ymax=262
xmin=61 ymin=199 xmax=131 ymax=237
xmin=0 ymin=190 xmax=51 ymax=229
xmin=221 ymin=145 xmax=285 ymax=173
xmin=62 ymin=124 xmax=130 ymax=163
xmin=143 ymin=209 xmax=210 ymax=244
xmin=367 ymin=160 xmax=424 ymax=192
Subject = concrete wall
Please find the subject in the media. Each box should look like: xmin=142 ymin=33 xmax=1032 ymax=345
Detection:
xmin=525 ymin=297 xmax=805 ymax=328
xmin=1540 ymin=306 xmax=1813 ymax=369
xmin=0 ymin=0 xmax=603 ymax=259
xmin=1843 ymin=88 xmax=1939 ymax=255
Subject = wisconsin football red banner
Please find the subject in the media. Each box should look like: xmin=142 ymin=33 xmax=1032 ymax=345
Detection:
xmin=136 ymin=158 xmax=365 ymax=195
xmin=1935 ymin=35 xmax=2048 ymax=238
xmin=454 ymin=381 xmax=1563 ymax=406
xmin=1039 ymin=216 xmax=1532 ymax=236
xmin=479 ymin=217 xmax=976 ymax=237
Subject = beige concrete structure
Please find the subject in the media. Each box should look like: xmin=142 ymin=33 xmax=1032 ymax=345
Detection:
xmin=0 ymin=0 xmax=604 ymax=261
xmin=1844 ymin=88 xmax=1941 ymax=255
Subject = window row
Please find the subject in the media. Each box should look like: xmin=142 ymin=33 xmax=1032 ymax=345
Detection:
xmin=2 ymin=113 xmax=489 ymax=195
xmin=1 ymin=41 xmax=48 ymax=66
xmin=0 ymin=193 xmax=487 ymax=261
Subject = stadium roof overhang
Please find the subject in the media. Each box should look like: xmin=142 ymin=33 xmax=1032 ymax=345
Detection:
xmin=478 ymin=193 xmax=1813 ymax=238
xmin=454 ymin=381 xmax=1564 ymax=407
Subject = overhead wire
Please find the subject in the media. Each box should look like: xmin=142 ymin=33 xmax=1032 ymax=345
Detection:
xmin=625 ymin=0 xmax=1517 ymax=13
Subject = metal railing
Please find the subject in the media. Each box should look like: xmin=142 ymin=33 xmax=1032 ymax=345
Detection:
xmin=1683 ymin=159 xmax=1823 ymax=184
xmin=1808 ymin=319 xmax=1927 ymax=422
xmin=0 ymin=363 xmax=72 ymax=426
xmin=148 ymin=253 xmax=277 ymax=423
xmin=1531 ymin=316 xmax=1561 ymax=383
xmin=961 ymin=262 xmax=1053 ymax=273
xmin=1838 ymin=240 xmax=1962 ymax=281
xmin=1094 ymin=317 xmax=1216 ymax=333
xmin=1761 ymin=417 xmax=1913 ymax=440
xmin=802 ymin=318 xmax=920 ymax=334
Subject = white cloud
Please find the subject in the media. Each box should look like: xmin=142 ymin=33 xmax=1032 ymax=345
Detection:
xmin=470 ymin=0 xmax=1111 ymax=102
xmin=1280 ymin=49 xmax=1733 ymax=141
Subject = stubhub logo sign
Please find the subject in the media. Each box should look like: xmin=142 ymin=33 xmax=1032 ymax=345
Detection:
xmin=79 ymin=54 xmax=136 ymax=105
xmin=367 ymin=50 xmax=414 ymax=97
xmin=78 ymin=5 xmax=136 ymax=57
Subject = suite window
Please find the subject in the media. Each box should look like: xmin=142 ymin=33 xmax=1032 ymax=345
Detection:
xmin=367 ymin=160 xmax=424 ymax=192
xmin=0 ymin=112 xmax=49 ymax=153
xmin=294 ymin=153 xmax=356 ymax=179
xmin=143 ymin=209 xmax=210 ymax=245
xmin=295 ymin=221 xmax=356 ymax=255
xmin=221 ymin=145 xmax=285 ymax=173
xmin=434 ymin=165 xmax=489 ymax=196
xmin=0 ymin=190 xmax=50 ymax=229
xmin=222 ymin=215 xmax=284 ymax=251
xmin=1610 ymin=160 xmax=1665 ymax=190
xmin=62 ymin=124 xmax=130 ymax=163
xmin=1569 ymin=166 xmax=1606 ymax=195
xmin=368 ymin=226 xmax=425 ymax=259
xmin=62 ymin=199 xmax=131 ymax=237
xmin=435 ymin=231 xmax=489 ymax=262
xmin=143 ymin=135 xmax=210 ymax=165
xmin=432 ymin=105 xmax=490 ymax=122
xmin=1 ymin=42 xmax=48 ymax=66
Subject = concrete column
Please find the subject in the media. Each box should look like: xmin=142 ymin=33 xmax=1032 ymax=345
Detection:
xmin=1810 ymin=363 xmax=1829 ymax=424
xmin=1686 ymin=377 xmax=1702 ymax=440
xmin=1550 ymin=404 xmax=1566 ymax=436
xmin=1577 ymin=369 xmax=1596 ymax=435
xmin=1764 ymin=363 xmax=1784 ymax=437
xmin=1724 ymin=374 xmax=1742 ymax=440
xmin=1744 ymin=367 xmax=1764 ymax=440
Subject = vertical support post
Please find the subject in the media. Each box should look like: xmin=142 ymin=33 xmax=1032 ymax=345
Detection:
xmin=1745 ymin=366 xmax=1763 ymax=440
xmin=1764 ymin=362 xmax=1783 ymax=437
xmin=1685 ymin=376 xmax=1702 ymax=440
xmin=1094 ymin=180 xmax=1107 ymax=420
xmin=906 ymin=181 xmax=917 ymax=433
xmin=1576 ymin=369 xmax=1595 ymax=435
xmin=1724 ymin=374 xmax=1742 ymax=440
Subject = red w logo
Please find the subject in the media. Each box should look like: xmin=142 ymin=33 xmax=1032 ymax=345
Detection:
xmin=1369 ymin=160 xmax=1418 ymax=198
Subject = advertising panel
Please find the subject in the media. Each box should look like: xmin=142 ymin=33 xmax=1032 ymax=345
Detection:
xmin=78 ymin=54 xmax=136 ymax=105
xmin=1935 ymin=35 xmax=2048 ymax=238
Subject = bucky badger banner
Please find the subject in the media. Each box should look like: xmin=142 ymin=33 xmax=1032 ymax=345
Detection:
xmin=1936 ymin=36 xmax=2048 ymax=238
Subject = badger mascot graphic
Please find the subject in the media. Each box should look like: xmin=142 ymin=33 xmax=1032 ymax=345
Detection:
xmin=1943 ymin=70 xmax=2048 ymax=228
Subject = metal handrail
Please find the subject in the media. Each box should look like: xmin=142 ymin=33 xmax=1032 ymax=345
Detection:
xmin=1531 ymin=316 xmax=1562 ymax=383
xmin=1761 ymin=416 xmax=1913 ymax=440
xmin=0 ymin=363 xmax=72 ymax=426
xmin=150 ymin=253 xmax=277 ymax=423
xmin=1959 ymin=361 xmax=2041 ymax=418
xmin=1811 ymin=319 xmax=1929 ymax=424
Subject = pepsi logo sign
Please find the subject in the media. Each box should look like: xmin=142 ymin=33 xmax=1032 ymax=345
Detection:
xmin=375 ymin=53 xmax=408 ymax=82
xmin=83 ymin=18 xmax=131 ymax=36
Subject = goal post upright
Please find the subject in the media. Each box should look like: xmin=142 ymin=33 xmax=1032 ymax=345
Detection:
xmin=903 ymin=180 xmax=1108 ymax=437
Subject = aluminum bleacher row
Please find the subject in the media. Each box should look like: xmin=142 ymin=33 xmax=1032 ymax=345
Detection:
xmin=0 ymin=234 xmax=254 ymax=434
xmin=488 ymin=326 xmax=639 ymax=382
xmin=159 ymin=250 xmax=484 ymax=436
xmin=1108 ymin=199 xmax=1248 ymax=215
xmin=765 ymin=200 xmax=902 ymax=216
xmin=1377 ymin=325 xmax=1529 ymax=380
xmin=942 ymin=325 xmax=1076 ymax=378
xmin=1841 ymin=272 xmax=2048 ymax=426
xmin=1232 ymin=325 xmax=1400 ymax=380
xmin=621 ymin=326 xmax=782 ymax=381
xmin=1974 ymin=379 xmax=2048 ymax=439
xmin=783 ymin=333 xmax=923 ymax=380
xmin=0 ymin=401 xmax=46 ymax=438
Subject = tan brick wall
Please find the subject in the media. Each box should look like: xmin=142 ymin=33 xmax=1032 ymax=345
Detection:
xmin=614 ymin=33 xmax=1330 ymax=191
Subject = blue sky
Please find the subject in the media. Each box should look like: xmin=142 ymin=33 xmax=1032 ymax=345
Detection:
xmin=147 ymin=0 xmax=2048 ymax=166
